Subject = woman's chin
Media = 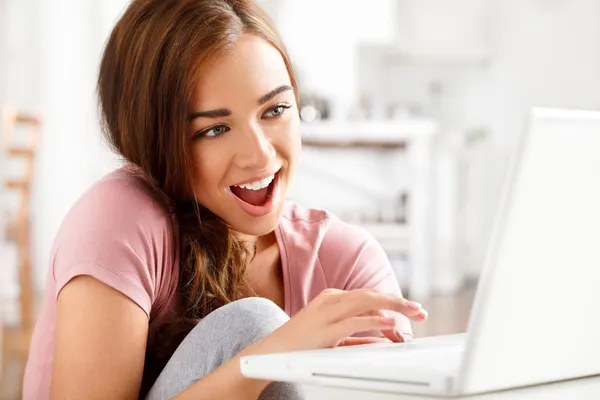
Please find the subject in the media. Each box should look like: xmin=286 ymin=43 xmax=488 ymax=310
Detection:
xmin=228 ymin=208 xmax=284 ymax=237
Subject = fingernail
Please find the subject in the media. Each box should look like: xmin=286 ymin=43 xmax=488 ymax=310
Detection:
xmin=407 ymin=301 xmax=422 ymax=311
xmin=418 ymin=309 xmax=429 ymax=319
xmin=382 ymin=317 xmax=397 ymax=326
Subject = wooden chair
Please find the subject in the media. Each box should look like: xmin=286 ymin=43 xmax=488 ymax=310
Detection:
xmin=0 ymin=106 xmax=41 ymax=397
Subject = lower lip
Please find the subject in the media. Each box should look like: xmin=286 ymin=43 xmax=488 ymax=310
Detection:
xmin=227 ymin=172 xmax=281 ymax=217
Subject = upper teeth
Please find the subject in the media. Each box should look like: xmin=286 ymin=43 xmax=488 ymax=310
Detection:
xmin=236 ymin=174 xmax=275 ymax=190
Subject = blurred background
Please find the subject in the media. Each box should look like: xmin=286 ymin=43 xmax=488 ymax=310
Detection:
xmin=1 ymin=0 xmax=599 ymax=398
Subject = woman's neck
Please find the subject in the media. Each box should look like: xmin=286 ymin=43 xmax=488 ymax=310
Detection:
xmin=254 ymin=231 xmax=277 ymax=253
xmin=244 ymin=230 xmax=284 ymax=308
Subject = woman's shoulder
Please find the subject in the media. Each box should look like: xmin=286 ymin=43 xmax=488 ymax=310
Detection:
xmin=51 ymin=165 xmax=177 ymax=316
xmin=64 ymin=164 xmax=172 ymax=232
xmin=82 ymin=164 xmax=168 ymax=214
xmin=280 ymin=201 xmax=392 ymax=293
xmin=279 ymin=201 xmax=377 ymax=256
xmin=52 ymin=165 xmax=176 ymax=271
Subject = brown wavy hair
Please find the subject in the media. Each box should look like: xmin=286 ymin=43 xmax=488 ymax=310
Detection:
xmin=97 ymin=0 xmax=297 ymax=394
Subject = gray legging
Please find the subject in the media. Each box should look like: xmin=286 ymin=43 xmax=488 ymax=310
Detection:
xmin=146 ymin=297 xmax=305 ymax=399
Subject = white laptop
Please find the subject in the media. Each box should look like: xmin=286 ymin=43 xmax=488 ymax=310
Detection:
xmin=240 ymin=108 xmax=600 ymax=396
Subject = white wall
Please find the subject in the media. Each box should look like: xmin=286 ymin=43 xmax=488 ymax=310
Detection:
xmin=31 ymin=0 xmax=127 ymax=289
xmin=265 ymin=0 xmax=396 ymax=120
xmin=422 ymin=0 xmax=600 ymax=278
xmin=464 ymin=0 xmax=600 ymax=276
xmin=1 ymin=0 xmax=42 ymax=304
xmin=0 ymin=0 xmax=41 ymax=111
xmin=489 ymin=0 xmax=600 ymax=149
xmin=0 ymin=0 xmax=127 ymax=290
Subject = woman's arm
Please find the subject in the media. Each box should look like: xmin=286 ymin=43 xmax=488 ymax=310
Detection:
xmin=52 ymin=278 xmax=422 ymax=400
xmin=171 ymin=344 xmax=273 ymax=400
xmin=51 ymin=276 xmax=148 ymax=399
xmin=51 ymin=276 xmax=272 ymax=400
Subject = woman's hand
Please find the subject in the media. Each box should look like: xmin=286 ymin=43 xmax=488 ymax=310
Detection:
xmin=175 ymin=289 xmax=426 ymax=400
xmin=252 ymin=288 xmax=427 ymax=354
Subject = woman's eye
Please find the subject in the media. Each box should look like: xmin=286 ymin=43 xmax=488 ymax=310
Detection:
xmin=197 ymin=124 xmax=229 ymax=139
xmin=263 ymin=104 xmax=292 ymax=119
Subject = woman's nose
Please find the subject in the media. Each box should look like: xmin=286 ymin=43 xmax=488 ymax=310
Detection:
xmin=234 ymin=125 xmax=276 ymax=170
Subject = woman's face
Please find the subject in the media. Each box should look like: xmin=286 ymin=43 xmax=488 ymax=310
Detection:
xmin=188 ymin=34 xmax=301 ymax=236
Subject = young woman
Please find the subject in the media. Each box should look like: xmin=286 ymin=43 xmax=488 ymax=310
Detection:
xmin=23 ymin=0 xmax=427 ymax=399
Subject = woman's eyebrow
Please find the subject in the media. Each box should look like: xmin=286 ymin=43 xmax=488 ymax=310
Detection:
xmin=188 ymin=84 xmax=293 ymax=121
xmin=257 ymin=84 xmax=294 ymax=105
xmin=189 ymin=108 xmax=231 ymax=121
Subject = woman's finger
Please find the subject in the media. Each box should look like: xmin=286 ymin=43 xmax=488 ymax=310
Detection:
xmin=359 ymin=309 xmax=420 ymax=342
xmin=338 ymin=336 xmax=391 ymax=346
xmin=381 ymin=328 xmax=404 ymax=342
xmin=411 ymin=309 xmax=428 ymax=321
xmin=332 ymin=315 xmax=396 ymax=339
xmin=326 ymin=289 xmax=425 ymax=321
xmin=366 ymin=309 xmax=404 ymax=343
xmin=365 ymin=309 xmax=405 ymax=343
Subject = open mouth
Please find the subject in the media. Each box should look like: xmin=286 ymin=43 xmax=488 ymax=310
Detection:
xmin=229 ymin=171 xmax=279 ymax=208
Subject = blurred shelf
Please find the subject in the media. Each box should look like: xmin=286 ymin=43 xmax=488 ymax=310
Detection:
xmin=301 ymin=119 xmax=438 ymax=148
xmin=302 ymin=138 xmax=406 ymax=149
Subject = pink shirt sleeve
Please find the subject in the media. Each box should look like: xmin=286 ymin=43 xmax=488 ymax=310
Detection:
xmin=50 ymin=170 xmax=175 ymax=318
xmin=318 ymin=217 xmax=413 ymax=338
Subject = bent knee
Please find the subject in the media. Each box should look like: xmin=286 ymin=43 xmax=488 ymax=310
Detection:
xmin=227 ymin=297 xmax=287 ymax=321
xmin=147 ymin=298 xmax=290 ymax=399
xmin=223 ymin=297 xmax=288 ymax=345
xmin=189 ymin=297 xmax=288 ymax=350
xmin=222 ymin=297 xmax=289 ymax=336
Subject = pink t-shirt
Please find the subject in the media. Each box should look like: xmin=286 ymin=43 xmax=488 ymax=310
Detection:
xmin=23 ymin=166 xmax=412 ymax=399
